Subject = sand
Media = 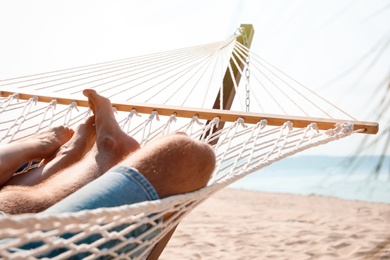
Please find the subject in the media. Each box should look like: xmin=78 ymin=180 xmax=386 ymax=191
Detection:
xmin=160 ymin=188 xmax=390 ymax=259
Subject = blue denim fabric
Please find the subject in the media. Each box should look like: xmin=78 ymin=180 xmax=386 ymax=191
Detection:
xmin=14 ymin=166 xmax=161 ymax=259
xmin=45 ymin=166 xmax=159 ymax=212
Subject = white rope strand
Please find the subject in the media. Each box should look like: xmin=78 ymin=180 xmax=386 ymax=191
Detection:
xmin=34 ymin=99 xmax=57 ymax=134
xmin=140 ymin=111 xmax=160 ymax=145
xmin=63 ymin=101 xmax=78 ymax=127
xmin=121 ymin=109 xmax=141 ymax=134
xmin=0 ymin=31 xmax=370 ymax=260
xmin=236 ymin=42 xmax=358 ymax=120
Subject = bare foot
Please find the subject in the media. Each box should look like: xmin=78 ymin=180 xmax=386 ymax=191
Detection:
xmin=5 ymin=117 xmax=96 ymax=186
xmin=52 ymin=116 xmax=97 ymax=161
xmin=20 ymin=126 xmax=74 ymax=161
xmin=83 ymin=89 xmax=140 ymax=156
xmin=0 ymin=126 xmax=74 ymax=186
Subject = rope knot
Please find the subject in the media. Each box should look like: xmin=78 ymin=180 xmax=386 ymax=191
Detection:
xmin=169 ymin=113 xmax=177 ymax=123
xmin=32 ymin=96 xmax=38 ymax=104
xmin=129 ymin=108 xmax=141 ymax=118
xmin=308 ymin=122 xmax=319 ymax=134
xmin=12 ymin=93 xmax=19 ymax=101
xmin=341 ymin=122 xmax=354 ymax=133
xmin=191 ymin=115 xmax=202 ymax=125
xmin=259 ymin=119 xmax=268 ymax=128
xmin=325 ymin=122 xmax=354 ymax=136
xmin=70 ymin=101 xmax=79 ymax=112
xmin=213 ymin=117 xmax=220 ymax=129
xmin=237 ymin=117 xmax=247 ymax=128
xmin=283 ymin=121 xmax=293 ymax=131
xmin=150 ymin=110 xmax=159 ymax=121
xmin=49 ymin=99 xmax=57 ymax=109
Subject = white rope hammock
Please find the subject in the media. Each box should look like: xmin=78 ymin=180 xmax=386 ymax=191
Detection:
xmin=0 ymin=26 xmax=378 ymax=259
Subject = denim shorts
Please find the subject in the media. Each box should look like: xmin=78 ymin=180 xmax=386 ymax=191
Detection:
xmin=45 ymin=166 xmax=160 ymax=213
xmin=4 ymin=166 xmax=161 ymax=259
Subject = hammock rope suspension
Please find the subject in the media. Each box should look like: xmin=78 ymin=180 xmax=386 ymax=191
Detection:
xmin=0 ymin=24 xmax=379 ymax=259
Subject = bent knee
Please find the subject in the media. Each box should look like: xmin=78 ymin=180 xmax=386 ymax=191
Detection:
xmin=158 ymin=134 xmax=215 ymax=172
xmin=179 ymin=136 xmax=216 ymax=180
xmin=133 ymin=135 xmax=216 ymax=198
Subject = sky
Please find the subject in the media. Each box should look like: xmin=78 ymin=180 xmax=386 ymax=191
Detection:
xmin=0 ymin=0 xmax=389 ymax=156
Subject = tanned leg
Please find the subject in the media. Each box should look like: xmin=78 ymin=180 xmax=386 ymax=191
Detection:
xmin=118 ymin=133 xmax=216 ymax=260
xmin=0 ymin=126 xmax=74 ymax=186
xmin=6 ymin=116 xmax=97 ymax=186
xmin=0 ymin=89 xmax=215 ymax=258
xmin=122 ymin=133 xmax=215 ymax=198
xmin=0 ymin=90 xmax=140 ymax=214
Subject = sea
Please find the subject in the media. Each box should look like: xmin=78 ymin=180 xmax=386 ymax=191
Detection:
xmin=230 ymin=155 xmax=390 ymax=204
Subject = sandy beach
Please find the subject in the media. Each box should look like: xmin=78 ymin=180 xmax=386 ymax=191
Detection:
xmin=160 ymin=188 xmax=390 ymax=259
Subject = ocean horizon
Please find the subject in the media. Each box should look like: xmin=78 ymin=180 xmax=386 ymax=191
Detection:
xmin=230 ymin=155 xmax=390 ymax=204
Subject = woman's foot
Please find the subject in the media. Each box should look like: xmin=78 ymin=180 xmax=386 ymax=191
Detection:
xmin=52 ymin=116 xmax=97 ymax=162
xmin=0 ymin=126 xmax=74 ymax=186
xmin=19 ymin=126 xmax=74 ymax=161
xmin=5 ymin=118 xmax=96 ymax=186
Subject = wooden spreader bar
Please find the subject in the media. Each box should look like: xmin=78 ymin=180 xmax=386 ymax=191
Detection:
xmin=0 ymin=91 xmax=379 ymax=135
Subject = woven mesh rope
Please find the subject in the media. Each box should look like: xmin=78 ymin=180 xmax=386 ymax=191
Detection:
xmin=0 ymin=27 xmax=374 ymax=259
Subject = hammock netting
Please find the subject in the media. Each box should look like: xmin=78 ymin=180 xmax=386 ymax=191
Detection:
xmin=0 ymin=27 xmax=377 ymax=259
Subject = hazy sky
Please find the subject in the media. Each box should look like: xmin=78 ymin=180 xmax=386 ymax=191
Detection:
xmin=0 ymin=0 xmax=389 ymax=155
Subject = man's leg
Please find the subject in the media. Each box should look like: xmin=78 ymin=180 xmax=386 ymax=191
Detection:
xmin=51 ymin=90 xmax=216 ymax=259
xmin=43 ymin=132 xmax=215 ymax=212
xmin=121 ymin=133 xmax=215 ymax=199
xmin=48 ymin=90 xmax=216 ymax=259
xmin=0 ymin=89 xmax=215 ymax=257
xmin=120 ymin=133 xmax=216 ymax=259
xmin=39 ymin=132 xmax=215 ymax=259
xmin=0 ymin=126 xmax=74 ymax=186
